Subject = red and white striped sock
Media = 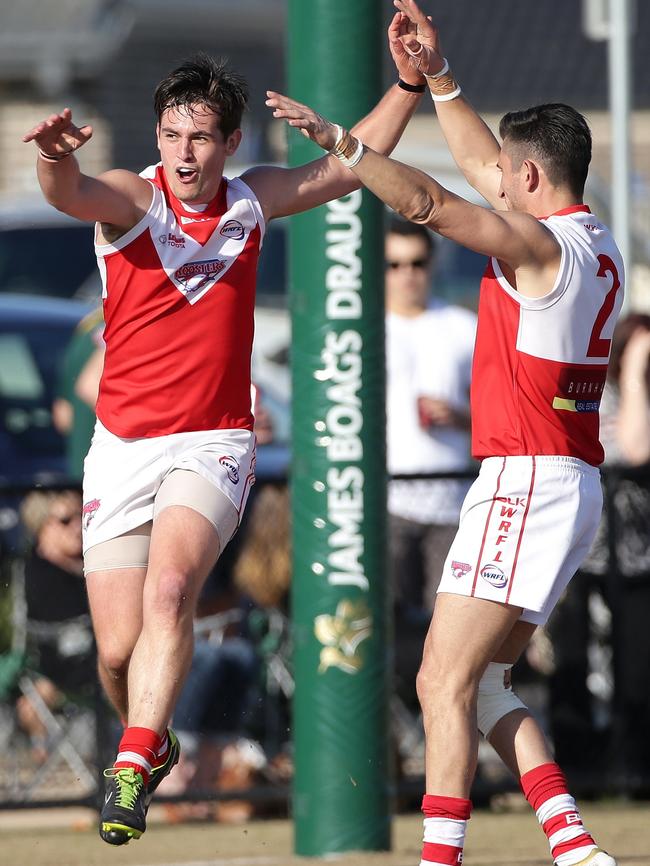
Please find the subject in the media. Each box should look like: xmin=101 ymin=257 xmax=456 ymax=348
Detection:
xmin=114 ymin=726 xmax=162 ymax=786
xmin=420 ymin=794 xmax=472 ymax=866
xmin=521 ymin=762 xmax=597 ymax=866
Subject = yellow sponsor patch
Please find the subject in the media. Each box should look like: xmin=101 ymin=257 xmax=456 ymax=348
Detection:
xmin=553 ymin=397 xmax=577 ymax=412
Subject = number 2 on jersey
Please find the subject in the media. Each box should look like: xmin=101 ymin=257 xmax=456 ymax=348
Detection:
xmin=587 ymin=254 xmax=622 ymax=358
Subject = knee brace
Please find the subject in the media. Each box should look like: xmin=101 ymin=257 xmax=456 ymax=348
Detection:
xmin=477 ymin=662 xmax=527 ymax=738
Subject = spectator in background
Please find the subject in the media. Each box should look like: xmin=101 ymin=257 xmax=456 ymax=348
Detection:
xmin=52 ymin=307 xmax=104 ymax=482
xmin=548 ymin=312 xmax=650 ymax=791
xmin=385 ymin=217 xmax=476 ymax=708
xmin=16 ymin=490 xmax=94 ymax=761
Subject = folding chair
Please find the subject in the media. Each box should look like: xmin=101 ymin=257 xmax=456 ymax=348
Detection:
xmin=2 ymin=553 xmax=97 ymax=801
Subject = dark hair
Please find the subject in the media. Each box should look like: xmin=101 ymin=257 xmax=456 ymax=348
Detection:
xmin=154 ymin=53 xmax=249 ymax=138
xmin=609 ymin=312 xmax=650 ymax=388
xmin=499 ymin=103 xmax=592 ymax=198
xmin=387 ymin=216 xmax=436 ymax=259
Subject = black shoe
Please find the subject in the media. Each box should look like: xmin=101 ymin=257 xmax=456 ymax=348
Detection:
xmin=145 ymin=728 xmax=181 ymax=807
xmin=99 ymin=767 xmax=146 ymax=845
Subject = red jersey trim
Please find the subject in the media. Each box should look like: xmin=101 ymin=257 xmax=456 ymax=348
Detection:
xmin=539 ymin=204 xmax=591 ymax=220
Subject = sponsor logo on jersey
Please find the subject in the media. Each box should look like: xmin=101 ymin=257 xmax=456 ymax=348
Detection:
xmin=552 ymin=396 xmax=601 ymax=413
xmin=451 ymin=560 xmax=472 ymax=579
xmin=220 ymin=219 xmax=245 ymax=240
xmin=480 ymin=564 xmax=508 ymax=589
xmin=219 ymin=454 xmax=240 ymax=484
xmin=174 ymin=258 xmax=226 ymax=294
xmin=82 ymin=498 xmax=101 ymax=530
xmin=167 ymin=232 xmax=185 ymax=248
xmin=554 ymin=366 xmax=606 ymax=412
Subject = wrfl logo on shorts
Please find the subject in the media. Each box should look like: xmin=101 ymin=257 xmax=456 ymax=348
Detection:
xmin=480 ymin=564 xmax=508 ymax=589
xmin=219 ymin=455 xmax=240 ymax=484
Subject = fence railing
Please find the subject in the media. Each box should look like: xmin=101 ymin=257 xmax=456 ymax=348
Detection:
xmin=0 ymin=464 xmax=646 ymax=811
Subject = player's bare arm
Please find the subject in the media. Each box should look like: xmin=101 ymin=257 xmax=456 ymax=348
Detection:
xmin=272 ymin=96 xmax=561 ymax=298
xmin=243 ymin=13 xmax=425 ymax=223
xmin=23 ymin=107 xmax=152 ymax=232
xmin=394 ymin=0 xmax=503 ymax=208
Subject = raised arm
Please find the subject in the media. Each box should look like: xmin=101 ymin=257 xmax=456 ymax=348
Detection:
xmin=242 ymin=13 xmax=424 ymax=222
xmin=270 ymin=96 xmax=561 ymax=299
xmin=393 ymin=0 xmax=503 ymax=209
xmin=23 ymin=107 xmax=152 ymax=230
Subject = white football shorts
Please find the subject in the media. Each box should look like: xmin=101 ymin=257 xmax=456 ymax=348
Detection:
xmin=437 ymin=455 xmax=602 ymax=625
xmin=82 ymin=419 xmax=256 ymax=563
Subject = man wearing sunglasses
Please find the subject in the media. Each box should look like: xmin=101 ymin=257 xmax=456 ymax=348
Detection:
xmin=385 ymin=217 xmax=476 ymax=724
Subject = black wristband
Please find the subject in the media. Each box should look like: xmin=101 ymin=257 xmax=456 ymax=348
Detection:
xmin=397 ymin=78 xmax=426 ymax=93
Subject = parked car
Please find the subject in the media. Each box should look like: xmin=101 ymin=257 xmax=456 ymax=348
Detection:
xmin=0 ymin=293 xmax=93 ymax=550
xmin=0 ymin=293 xmax=93 ymax=483
xmin=0 ymin=197 xmax=96 ymax=300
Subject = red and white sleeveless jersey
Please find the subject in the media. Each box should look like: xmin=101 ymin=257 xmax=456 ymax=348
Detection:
xmin=94 ymin=164 xmax=265 ymax=438
xmin=471 ymin=206 xmax=624 ymax=466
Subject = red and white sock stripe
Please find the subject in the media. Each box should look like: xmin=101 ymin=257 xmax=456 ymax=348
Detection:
xmin=536 ymin=794 xmax=597 ymax=866
xmin=521 ymin=763 xmax=597 ymax=866
xmin=420 ymin=795 xmax=472 ymax=866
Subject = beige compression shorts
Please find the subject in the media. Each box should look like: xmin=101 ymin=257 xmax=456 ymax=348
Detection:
xmin=82 ymin=420 xmax=256 ymax=574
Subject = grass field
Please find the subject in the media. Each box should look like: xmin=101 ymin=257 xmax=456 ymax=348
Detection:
xmin=0 ymin=802 xmax=648 ymax=866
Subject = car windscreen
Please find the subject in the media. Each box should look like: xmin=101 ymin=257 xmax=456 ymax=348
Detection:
xmin=0 ymin=225 xmax=97 ymax=299
xmin=0 ymin=322 xmax=73 ymax=472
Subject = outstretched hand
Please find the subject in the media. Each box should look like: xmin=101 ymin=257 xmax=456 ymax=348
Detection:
xmin=393 ymin=0 xmax=445 ymax=77
xmin=22 ymin=107 xmax=93 ymax=156
xmin=265 ymin=91 xmax=338 ymax=151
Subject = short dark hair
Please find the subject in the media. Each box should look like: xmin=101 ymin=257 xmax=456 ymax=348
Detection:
xmin=154 ymin=53 xmax=249 ymax=138
xmin=499 ymin=103 xmax=592 ymax=198
xmin=387 ymin=216 xmax=436 ymax=259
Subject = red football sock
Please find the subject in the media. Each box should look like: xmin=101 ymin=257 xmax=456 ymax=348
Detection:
xmin=521 ymin=762 xmax=597 ymax=866
xmin=114 ymin=726 xmax=162 ymax=786
xmin=420 ymin=794 xmax=472 ymax=865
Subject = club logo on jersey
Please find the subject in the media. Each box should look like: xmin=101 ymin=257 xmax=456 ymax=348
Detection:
xmin=82 ymin=498 xmax=101 ymax=530
xmin=451 ymin=560 xmax=472 ymax=579
xmin=219 ymin=454 xmax=240 ymax=484
xmin=480 ymin=564 xmax=508 ymax=589
xmin=159 ymin=234 xmax=167 ymax=245
xmin=220 ymin=219 xmax=245 ymax=241
xmin=174 ymin=258 xmax=226 ymax=294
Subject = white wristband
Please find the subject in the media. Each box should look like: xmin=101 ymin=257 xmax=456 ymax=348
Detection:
xmin=424 ymin=57 xmax=450 ymax=80
xmin=430 ymin=85 xmax=462 ymax=102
